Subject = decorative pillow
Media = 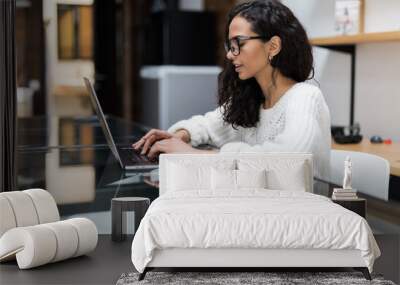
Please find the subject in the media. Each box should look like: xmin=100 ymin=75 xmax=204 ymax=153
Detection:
xmin=165 ymin=158 xmax=236 ymax=192
xmin=167 ymin=162 xmax=211 ymax=191
xmin=211 ymin=168 xmax=267 ymax=190
xmin=211 ymin=168 xmax=236 ymax=190
xmin=236 ymin=169 xmax=267 ymax=189
xmin=266 ymin=162 xmax=306 ymax=191
xmin=237 ymin=158 xmax=308 ymax=191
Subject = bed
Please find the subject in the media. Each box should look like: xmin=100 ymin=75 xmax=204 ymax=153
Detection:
xmin=131 ymin=153 xmax=380 ymax=280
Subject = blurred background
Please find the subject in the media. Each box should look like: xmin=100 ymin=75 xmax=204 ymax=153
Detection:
xmin=15 ymin=0 xmax=235 ymax=121
xmin=14 ymin=0 xmax=400 ymax=139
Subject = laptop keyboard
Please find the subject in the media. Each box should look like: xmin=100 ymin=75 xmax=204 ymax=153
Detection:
xmin=119 ymin=147 xmax=157 ymax=164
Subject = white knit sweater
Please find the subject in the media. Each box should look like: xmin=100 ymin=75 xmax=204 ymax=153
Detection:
xmin=168 ymin=82 xmax=331 ymax=180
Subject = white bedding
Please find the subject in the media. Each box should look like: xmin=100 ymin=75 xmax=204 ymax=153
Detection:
xmin=131 ymin=190 xmax=380 ymax=273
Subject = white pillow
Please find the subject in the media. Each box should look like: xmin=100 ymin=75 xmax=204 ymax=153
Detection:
xmin=211 ymin=168 xmax=267 ymax=190
xmin=167 ymin=162 xmax=211 ymax=191
xmin=166 ymin=159 xmax=236 ymax=192
xmin=211 ymin=168 xmax=236 ymax=190
xmin=237 ymin=159 xmax=308 ymax=191
xmin=236 ymin=169 xmax=267 ymax=188
xmin=266 ymin=162 xmax=306 ymax=191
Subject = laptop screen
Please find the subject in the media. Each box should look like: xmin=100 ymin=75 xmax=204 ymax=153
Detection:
xmin=83 ymin=77 xmax=124 ymax=168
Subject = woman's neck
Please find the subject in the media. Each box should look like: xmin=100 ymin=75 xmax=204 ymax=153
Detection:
xmin=256 ymin=70 xmax=297 ymax=109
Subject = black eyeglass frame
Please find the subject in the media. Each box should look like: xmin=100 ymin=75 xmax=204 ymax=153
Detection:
xmin=224 ymin=35 xmax=267 ymax=56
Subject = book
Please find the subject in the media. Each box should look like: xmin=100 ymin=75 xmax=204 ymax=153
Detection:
xmin=332 ymin=187 xmax=358 ymax=200
xmin=333 ymin=188 xmax=357 ymax=193
xmin=334 ymin=193 xmax=357 ymax=197
xmin=332 ymin=193 xmax=358 ymax=200
xmin=332 ymin=195 xmax=359 ymax=200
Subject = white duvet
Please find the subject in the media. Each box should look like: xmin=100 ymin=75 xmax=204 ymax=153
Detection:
xmin=131 ymin=190 xmax=380 ymax=273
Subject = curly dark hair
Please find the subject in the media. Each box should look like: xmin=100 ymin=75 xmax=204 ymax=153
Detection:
xmin=218 ymin=0 xmax=314 ymax=128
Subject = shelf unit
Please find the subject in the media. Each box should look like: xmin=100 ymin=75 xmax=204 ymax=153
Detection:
xmin=310 ymin=31 xmax=400 ymax=46
xmin=310 ymin=30 xmax=400 ymax=126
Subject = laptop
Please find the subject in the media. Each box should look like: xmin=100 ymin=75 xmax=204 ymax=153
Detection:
xmin=83 ymin=77 xmax=158 ymax=170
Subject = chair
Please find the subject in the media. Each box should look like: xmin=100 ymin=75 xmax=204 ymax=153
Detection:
xmin=330 ymin=150 xmax=390 ymax=201
xmin=0 ymin=189 xmax=98 ymax=269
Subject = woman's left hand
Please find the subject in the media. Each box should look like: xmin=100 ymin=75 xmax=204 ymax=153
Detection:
xmin=146 ymin=137 xmax=197 ymax=159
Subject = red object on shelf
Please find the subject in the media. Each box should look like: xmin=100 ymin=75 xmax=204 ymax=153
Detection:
xmin=383 ymin=139 xmax=392 ymax=144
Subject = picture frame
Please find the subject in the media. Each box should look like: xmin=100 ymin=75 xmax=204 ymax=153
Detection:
xmin=334 ymin=0 xmax=365 ymax=36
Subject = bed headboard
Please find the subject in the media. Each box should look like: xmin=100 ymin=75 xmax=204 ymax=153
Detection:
xmin=159 ymin=152 xmax=313 ymax=195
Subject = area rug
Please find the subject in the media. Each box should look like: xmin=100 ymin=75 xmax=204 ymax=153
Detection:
xmin=116 ymin=271 xmax=396 ymax=285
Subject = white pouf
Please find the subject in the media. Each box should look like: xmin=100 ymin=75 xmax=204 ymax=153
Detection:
xmin=0 ymin=189 xmax=98 ymax=269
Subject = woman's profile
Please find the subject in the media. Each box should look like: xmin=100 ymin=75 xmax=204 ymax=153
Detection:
xmin=133 ymin=0 xmax=331 ymax=180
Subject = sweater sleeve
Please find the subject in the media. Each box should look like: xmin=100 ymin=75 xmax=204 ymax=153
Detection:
xmin=219 ymin=88 xmax=325 ymax=153
xmin=167 ymin=107 xmax=240 ymax=147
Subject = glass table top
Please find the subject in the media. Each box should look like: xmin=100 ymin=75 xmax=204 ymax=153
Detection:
xmin=17 ymin=116 xmax=157 ymax=216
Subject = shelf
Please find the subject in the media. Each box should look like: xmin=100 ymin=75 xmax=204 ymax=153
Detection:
xmin=53 ymin=85 xmax=89 ymax=97
xmin=310 ymin=31 xmax=400 ymax=46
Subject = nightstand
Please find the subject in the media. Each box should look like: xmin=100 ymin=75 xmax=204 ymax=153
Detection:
xmin=111 ymin=197 xmax=150 ymax=242
xmin=332 ymin=198 xmax=366 ymax=218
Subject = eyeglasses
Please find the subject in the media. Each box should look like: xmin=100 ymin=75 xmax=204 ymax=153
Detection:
xmin=224 ymin=35 xmax=266 ymax=56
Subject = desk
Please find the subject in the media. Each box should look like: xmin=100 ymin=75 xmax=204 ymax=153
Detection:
xmin=15 ymin=115 xmax=337 ymax=212
xmin=332 ymin=139 xmax=400 ymax=177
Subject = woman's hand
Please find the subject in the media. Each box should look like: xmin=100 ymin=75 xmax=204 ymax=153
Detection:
xmin=132 ymin=128 xmax=190 ymax=155
xmin=147 ymin=137 xmax=197 ymax=159
xmin=132 ymin=129 xmax=172 ymax=154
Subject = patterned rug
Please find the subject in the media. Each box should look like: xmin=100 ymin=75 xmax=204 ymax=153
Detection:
xmin=116 ymin=271 xmax=396 ymax=285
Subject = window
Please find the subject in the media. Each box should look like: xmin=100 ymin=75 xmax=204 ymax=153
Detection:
xmin=57 ymin=4 xmax=93 ymax=60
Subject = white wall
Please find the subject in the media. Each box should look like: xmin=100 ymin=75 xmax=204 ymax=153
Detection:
xmin=312 ymin=47 xmax=352 ymax=126
xmin=355 ymin=42 xmax=400 ymax=141
xmin=364 ymin=0 xmax=400 ymax=33
xmin=283 ymin=0 xmax=400 ymax=142
xmin=282 ymin=0 xmax=337 ymax=38
xmin=43 ymin=0 xmax=94 ymax=116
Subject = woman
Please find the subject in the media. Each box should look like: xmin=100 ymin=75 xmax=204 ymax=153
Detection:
xmin=133 ymin=0 xmax=331 ymax=180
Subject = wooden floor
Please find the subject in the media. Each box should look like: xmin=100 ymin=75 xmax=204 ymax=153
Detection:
xmin=0 ymin=235 xmax=398 ymax=285
xmin=363 ymin=193 xmax=400 ymax=227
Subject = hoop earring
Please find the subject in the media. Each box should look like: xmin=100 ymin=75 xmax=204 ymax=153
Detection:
xmin=268 ymin=55 xmax=273 ymax=63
